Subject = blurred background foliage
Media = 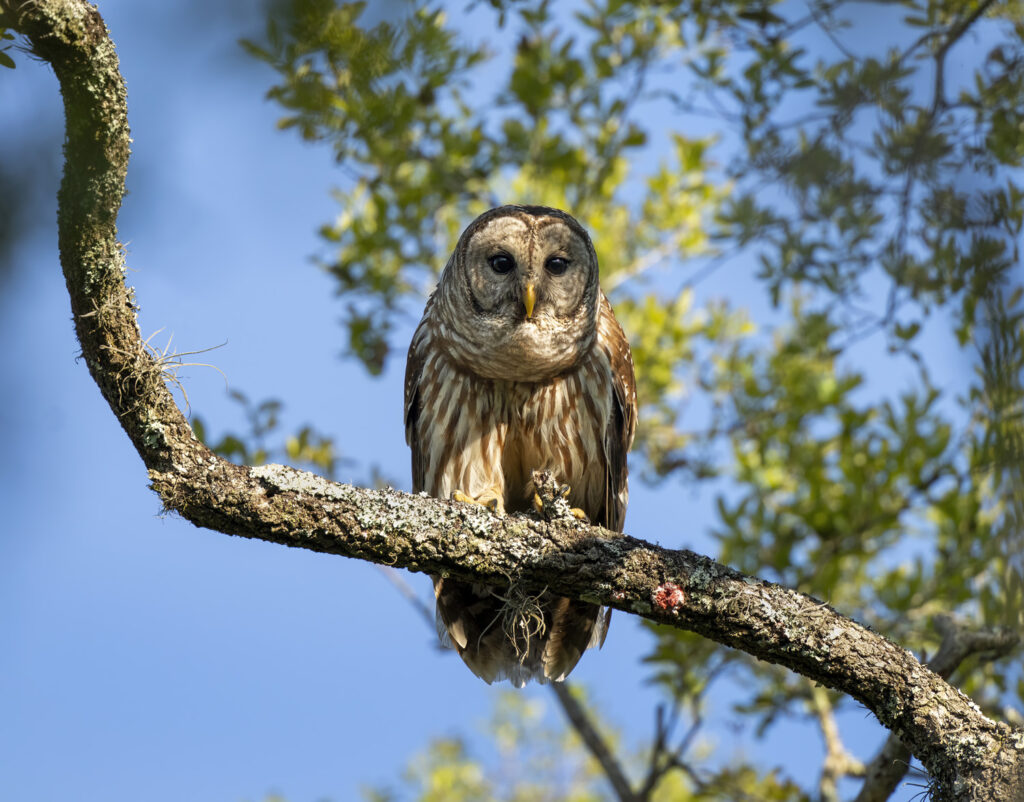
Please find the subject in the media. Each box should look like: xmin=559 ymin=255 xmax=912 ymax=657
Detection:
xmin=187 ymin=0 xmax=1024 ymax=799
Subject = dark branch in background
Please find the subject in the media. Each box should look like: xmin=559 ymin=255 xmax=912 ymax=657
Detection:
xmin=553 ymin=653 xmax=730 ymax=802
xmin=890 ymin=0 xmax=1001 ymax=341
xmin=929 ymin=0 xmax=1000 ymax=113
xmin=549 ymin=683 xmax=639 ymax=802
xmin=635 ymin=688 xmax=716 ymax=800
xmin=3 ymin=1 xmax=1022 ymax=800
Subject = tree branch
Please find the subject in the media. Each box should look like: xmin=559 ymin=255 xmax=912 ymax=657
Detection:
xmin=854 ymin=614 xmax=1022 ymax=802
xmin=5 ymin=1 xmax=1023 ymax=799
xmin=635 ymin=701 xmax=691 ymax=800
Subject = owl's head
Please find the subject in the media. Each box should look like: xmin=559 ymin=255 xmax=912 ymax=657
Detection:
xmin=435 ymin=205 xmax=602 ymax=382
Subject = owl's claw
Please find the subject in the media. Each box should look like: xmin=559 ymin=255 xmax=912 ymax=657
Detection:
xmin=570 ymin=507 xmax=589 ymax=522
xmin=531 ymin=470 xmax=587 ymax=523
xmin=531 ymin=492 xmax=544 ymax=516
xmin=531 ymin=490 xmax=583 ymax=518
xmin=452 ymin=487 xmax=505 ymax=516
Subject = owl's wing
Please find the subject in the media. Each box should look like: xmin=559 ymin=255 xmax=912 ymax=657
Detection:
xmin=403 ymin=311 xmax=432 ymax=493
xmin=598 ymin=293 xmax=637 ymax=534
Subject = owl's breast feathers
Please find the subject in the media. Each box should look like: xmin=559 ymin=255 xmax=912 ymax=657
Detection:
xmin=404 ymin=294 xmax=634 ymax=529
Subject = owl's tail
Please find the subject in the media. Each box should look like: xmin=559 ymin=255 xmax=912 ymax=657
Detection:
xmin=433 ymin=575 xmax=610 ymax=686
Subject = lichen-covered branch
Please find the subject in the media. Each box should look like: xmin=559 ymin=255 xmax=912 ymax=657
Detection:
xmin=4 ymin=1 xmax=1023 ymax=799
xmin=854 ymin=615 xmax=1022 ymax=802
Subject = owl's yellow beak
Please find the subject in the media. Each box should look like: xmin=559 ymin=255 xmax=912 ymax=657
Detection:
xmin=524 ymin=282 xmax=537 ymax=319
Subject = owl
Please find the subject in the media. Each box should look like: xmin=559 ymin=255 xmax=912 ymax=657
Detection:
xmin=404 ymin=205 xmax=637 ymax=686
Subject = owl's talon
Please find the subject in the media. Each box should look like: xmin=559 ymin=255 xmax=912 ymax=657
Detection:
xmin=452 ymin=490 xmax=476 ymax=505
xmin=532 ymin=492 xmax=545 ymax=516
xmin=531 ymin=471 xmax=587 ymax=523
xmin=451 ymin=487 xmax=505 ymax=516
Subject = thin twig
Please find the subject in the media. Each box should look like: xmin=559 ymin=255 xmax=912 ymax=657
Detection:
xmin=806 ymin=1 xmax=857 ymax=62
xmin=377 ymin=565 xmax=436 ymax=629
xmin=808 ymin=681 xmax=866 ymax=802
xmin=636 ymin=659 xmax=728 ymax=799
xmin=551 ymin=682 xmax=640 ymax=802
xmin=603 ymin=233 xmax=688 ymax=294
xmin=636 ymin=702 xmax=682 ymax=799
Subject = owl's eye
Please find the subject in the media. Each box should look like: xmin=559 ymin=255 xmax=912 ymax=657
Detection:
xmin=545 ymin=256 xmax=570 ymax=276
xmin=487 ymin=253 xmax=516 ymax=274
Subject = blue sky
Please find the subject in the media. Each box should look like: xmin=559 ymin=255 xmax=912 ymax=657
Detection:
xmin=0 ymin=2 xmax=986 ymax=800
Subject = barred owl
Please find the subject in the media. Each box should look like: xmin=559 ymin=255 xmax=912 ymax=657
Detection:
xmin=404 ymin=205 xmax=637 ymax=686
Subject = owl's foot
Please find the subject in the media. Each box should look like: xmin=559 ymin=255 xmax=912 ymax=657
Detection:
xmin=452 ymin=486 xmax=506 ymax=516
xmin=530 ymin=470 xmax=588 ymax=523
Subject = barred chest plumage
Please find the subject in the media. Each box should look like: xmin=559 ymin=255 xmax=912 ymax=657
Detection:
xmin=412 ymin=332 xmax=613 ymax=521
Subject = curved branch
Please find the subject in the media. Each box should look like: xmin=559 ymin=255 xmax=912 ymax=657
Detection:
xmin=4 ymin=1 xmax=1023 ymax=800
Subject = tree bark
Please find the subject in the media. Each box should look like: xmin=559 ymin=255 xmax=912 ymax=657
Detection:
xmin=3 ymin=1 xmax=1022 ymax=799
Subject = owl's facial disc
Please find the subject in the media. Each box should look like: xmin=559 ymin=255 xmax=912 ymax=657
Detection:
xmin=463 ymin=216 xmax=592 ymax=323
xmin=444 ymin=210 xmax=599 ymax=380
